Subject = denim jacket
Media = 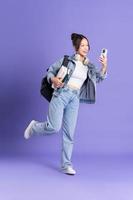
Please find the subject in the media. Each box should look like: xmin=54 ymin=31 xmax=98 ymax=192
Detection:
xmin=47 ymin=54 xmax=107 ymax=104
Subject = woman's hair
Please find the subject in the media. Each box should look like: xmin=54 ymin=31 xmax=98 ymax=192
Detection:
xmin=71 ymin=33 xmax=90 ymax=51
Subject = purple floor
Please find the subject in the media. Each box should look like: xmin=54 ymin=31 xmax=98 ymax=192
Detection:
xmin=1 ymin=153 xmax=133 ymax=200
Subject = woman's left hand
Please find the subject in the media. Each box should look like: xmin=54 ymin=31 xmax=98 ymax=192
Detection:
xmin=99 ymin=55 xmax=107 ymax=68
xmin=99 ymin=55 xmax=107 ymax=74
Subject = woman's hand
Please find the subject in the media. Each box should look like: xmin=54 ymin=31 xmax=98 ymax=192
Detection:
xmin=99 ymin=55 xmax=107 ymax=67
xmin=99 ymin=55 xmax=107 ymax=74
xmin=51 ymin=77 xmax=64 ymax=88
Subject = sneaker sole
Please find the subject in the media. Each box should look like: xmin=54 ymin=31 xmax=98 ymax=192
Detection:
xmin=61 ymin=169 xmax=76 ymax=175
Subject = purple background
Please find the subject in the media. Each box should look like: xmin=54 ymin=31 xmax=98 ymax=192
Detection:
xmin=0 ymin=0 xmax=133 ymax=199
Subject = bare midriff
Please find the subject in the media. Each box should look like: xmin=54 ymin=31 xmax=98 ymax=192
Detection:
xmin=67 ymin=83 xmax=80 ymax=90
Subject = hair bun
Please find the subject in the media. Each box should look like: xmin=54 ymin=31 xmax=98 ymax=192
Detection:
xmin=71 ymin=32 xmax=90 ymax=51
xmin=71 ymin=33 xmax=79 ymax=41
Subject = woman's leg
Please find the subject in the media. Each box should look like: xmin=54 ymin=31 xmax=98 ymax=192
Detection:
xmin=61 ymin=94 xmax=80 ymax=169
xmin=25 ymin=94 xmax=65 ymax=136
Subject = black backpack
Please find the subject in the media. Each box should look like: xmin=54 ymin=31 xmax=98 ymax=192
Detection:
xmin=40 ymin=55 xmax=69 ymax=102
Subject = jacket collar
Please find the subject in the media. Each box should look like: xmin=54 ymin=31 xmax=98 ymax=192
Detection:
xmin=68 ymin=54 xmax=76 ymax=63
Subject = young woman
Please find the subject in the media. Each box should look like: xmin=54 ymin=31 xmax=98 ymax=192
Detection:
xmin=24 ymin=33 xmax=107 ymax=175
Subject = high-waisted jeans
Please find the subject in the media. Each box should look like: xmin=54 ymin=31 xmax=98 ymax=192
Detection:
xmin=31 ymin=86 xmax=80 ymax=169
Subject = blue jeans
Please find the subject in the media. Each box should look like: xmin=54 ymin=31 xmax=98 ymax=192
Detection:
xmin=32 ymin=86 xmax=80 ymax=168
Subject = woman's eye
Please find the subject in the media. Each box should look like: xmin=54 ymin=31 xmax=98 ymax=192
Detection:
xmin=81 ymin=44 xmax=88 ymax=47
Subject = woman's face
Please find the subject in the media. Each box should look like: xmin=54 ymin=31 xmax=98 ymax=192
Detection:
xmin=77 ymin=38 xmax=89 ymax=57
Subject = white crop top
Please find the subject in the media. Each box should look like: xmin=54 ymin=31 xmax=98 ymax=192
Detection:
xmin=67 ymin=60 xmax=88 ymax=90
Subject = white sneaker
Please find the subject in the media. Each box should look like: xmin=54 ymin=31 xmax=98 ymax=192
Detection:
xmin=24 ymin=120 xmax=36 ymax=139
xmin=62 ymin=166 xmax=76 ymax=175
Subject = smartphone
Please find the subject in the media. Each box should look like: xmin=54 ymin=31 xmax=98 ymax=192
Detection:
xmin=101 ymin=48 xmax=108 ymax=58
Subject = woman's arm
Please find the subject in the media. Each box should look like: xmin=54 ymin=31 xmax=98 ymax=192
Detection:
xmin=94 ymin=55 xmax=107 ymax=83
xmin=47 ymin=57 xmax=64 ymax=84
xmin=99 ymin=55 xmax=107 ymax=75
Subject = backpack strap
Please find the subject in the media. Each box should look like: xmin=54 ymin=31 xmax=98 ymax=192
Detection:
xmin=62 ymin=55 xmax=69 ymax=67
xmin=46 ymin=55 xmax=69 ymax=72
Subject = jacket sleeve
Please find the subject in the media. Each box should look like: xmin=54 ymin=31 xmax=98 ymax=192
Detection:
xmin=47 ymin=57 xmax=64 ymax=84
xmin=90 ymin=63 xmax=107 ymax=83
xmin=95 ymin=68 xmax=107 ymax=83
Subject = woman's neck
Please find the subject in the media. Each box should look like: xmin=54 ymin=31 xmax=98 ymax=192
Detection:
xmin=79 ymin=55 xmax=85 ymax=62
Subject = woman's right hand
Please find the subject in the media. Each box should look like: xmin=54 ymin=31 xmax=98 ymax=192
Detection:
xmin=51 ymin=77 xmax=64 ymax=88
